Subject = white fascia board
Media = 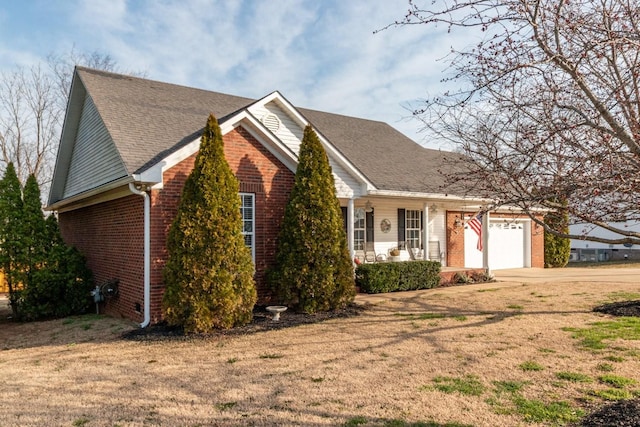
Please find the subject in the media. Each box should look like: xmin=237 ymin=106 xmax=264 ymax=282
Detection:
xmin=222 ymin=111 xmax=299 ymax=172
xmin=367 ymin=189 xmax=491 ymax=202
xmin=137 ymin=135 xmax=203 ymax=189
xmin=48 ymin=73 xmax=86 ymax=206
xmin=46 ymin=176 xmax=134 ymax=212
xmin=366 ymin=190 xmax=549 ymax=214
xmin=138 ymin=109 xmax=300 ymax=189
xmin=253 ymin=91 xmax=376 ymax=191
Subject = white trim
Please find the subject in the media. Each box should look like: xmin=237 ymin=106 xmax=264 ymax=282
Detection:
xmin=46 ymin=176 xmax=134 ymax=212
xmin=368 ymin=189 xmax=491 ymax=202
xmin=239 ymin=192 xmax=256 ymax=262
xmin=139 ymin=110 xmax=301 ymax=191
xmin=250 ymin=91 xmax=375 ymax=191
xmin=230 ymin=112 xmax=299 ymax=171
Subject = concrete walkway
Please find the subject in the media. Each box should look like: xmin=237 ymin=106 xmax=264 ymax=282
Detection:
xmin=493 ymin=267 xmax=640 ymax=284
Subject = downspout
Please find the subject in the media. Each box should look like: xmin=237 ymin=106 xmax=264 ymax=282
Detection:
xmin=129 ymin=183 xmax=151 ymax=328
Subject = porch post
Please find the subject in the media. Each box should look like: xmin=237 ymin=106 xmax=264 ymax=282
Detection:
xmin=348 ymin=198 xmax=355 ymax=261
xmin=423 ymin=202 xmax=430 ymax=257
xmin=483 ymin=210 xmax=491 ymax=275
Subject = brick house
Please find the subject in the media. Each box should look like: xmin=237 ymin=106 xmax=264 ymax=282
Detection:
xmin=47 ymin=68 xmax=544 ymax=326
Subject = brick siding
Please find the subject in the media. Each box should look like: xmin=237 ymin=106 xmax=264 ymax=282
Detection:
xmin=59 ymin=195 xmax=145 ymax=322
xmin=60 ymin=126 xmax=294 ymax=323
xmin=150 ymin=126 xmax=294 ymax=320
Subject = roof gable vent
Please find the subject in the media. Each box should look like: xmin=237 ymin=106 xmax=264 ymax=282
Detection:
xmin=261 ymin=113 xmax=281 ymax=133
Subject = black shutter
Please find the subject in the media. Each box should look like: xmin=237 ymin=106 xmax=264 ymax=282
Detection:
xmin=420 ymin=210 xmax=424 ymax=249
xmin=341 ymin=207 xmax=348 ymax=235
xmin=366 ymin=210 xmax=374 ymax=243
xmin=397 ymin=208 xmax=405 ymax=249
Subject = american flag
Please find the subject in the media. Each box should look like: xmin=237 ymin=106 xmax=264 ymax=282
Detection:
xmin=468 ymin=212 xmax=483 ymax=251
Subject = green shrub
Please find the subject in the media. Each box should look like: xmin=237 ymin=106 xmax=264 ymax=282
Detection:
xmin=471 ymin=270 xmax=494 ymax=283
xmin=453 ymin=272 xmax=473 ymax=284
xmin=0 ymin=163 xmax=24 ymax=319
xmin=356 ymin=261 xmax=441 ymax=293
xmin=544 ymin=201 xmax=570 ymax=268
xmin=0 ymin=172 xmax=94 ymax=321
xmin=270 ymin=125 xmax=355 ymax=313
xmin=19 ymin=244 xmax=93 ymax=321
xmin=162 ymin=114 xmax=257 ymax=333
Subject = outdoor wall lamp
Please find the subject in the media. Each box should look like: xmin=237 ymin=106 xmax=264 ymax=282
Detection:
xmin=454 ymin=216 xmax=463 ymax=228
xmin=365 ymin=200 xmax=373 ymax=213
xmin=429 ymin=203 xmax=438 ymax=214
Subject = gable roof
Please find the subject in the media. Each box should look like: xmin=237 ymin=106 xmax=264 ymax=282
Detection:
xmin=49 ymin=67 xmax=473 ymax=207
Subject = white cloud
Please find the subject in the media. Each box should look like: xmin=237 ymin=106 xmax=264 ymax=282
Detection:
xmin=3 ymin=0 xmax=473 ymax=148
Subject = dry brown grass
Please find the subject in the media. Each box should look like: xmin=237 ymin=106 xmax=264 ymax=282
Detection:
xmin=1 ymin=273 xmax=640 ymax=426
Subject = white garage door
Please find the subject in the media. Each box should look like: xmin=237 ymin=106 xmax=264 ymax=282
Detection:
xmin=464 ymin=220 xmax=526 ymax=269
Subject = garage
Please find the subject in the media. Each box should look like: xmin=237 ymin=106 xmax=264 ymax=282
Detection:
xmin=464 ymin=220 xmax=529 ymax=269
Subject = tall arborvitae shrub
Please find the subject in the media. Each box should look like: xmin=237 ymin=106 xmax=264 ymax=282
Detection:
xmin=270 ymin=125 xmax=355 ymax=313
xmin=0 ymin=163 xmax=24 ymax=318
xmin=0 ymin=170 xmax=92 ymax=320
xmin=162 ymin=114 xmax=256 ymax=333
xmin=20 ymin=214 xmax=93 ymax=320
xmin=20 ymin=175 xmax=47 ymax=285
xmin=544 ymin=203 xmax=571 ymax=268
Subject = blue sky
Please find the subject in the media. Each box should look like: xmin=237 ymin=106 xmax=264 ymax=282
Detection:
xmin=0 ymin=0 xmax=470 ymax=148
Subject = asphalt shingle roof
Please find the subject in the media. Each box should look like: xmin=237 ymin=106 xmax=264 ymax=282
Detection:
xmin=77 ymin=67 xmax=469 ymax=195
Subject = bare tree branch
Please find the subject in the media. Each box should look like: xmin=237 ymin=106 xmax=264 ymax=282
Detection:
xmin=0 ymin=47 xmax=145 ymax=197
xmin=385 ymin=0 xmax=640 ymax=245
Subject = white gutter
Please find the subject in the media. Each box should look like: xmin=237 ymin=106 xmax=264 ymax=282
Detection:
xmin=46 ymin=176 xmax=135 ymax=211
xmin=128 ymin=183 xmax=151 ymax=328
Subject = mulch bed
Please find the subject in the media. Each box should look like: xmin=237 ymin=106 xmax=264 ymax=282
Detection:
xmin=578 ymin=398 xmax=640 ymax=427
xmin=122 ymin=303 xmax=367 ymax=342
xmin=577 ymin=300 xmax=640 ymax=427
xmin=593 ymin=299 xmax=640 ymax=317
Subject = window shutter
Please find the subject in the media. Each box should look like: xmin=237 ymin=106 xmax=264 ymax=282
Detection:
xmin=420 ymin=210 xmax=424 ymax=249
xmin=366 ymin=210 xmax=374 ymax=243
xmin=397 ymin=208 xmax=405 ymax=249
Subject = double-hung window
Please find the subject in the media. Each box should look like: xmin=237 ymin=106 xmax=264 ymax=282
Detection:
xmin=353 ymin=207 xmax=365 ymax=250
xmin=239 ymin=193 xmax=255 ymax=261
xmin=406 ymin=209 xmax=421 ymax=249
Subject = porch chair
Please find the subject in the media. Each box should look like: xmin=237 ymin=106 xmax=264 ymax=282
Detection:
xmin=405 ymin=240 xmax=424 ymax=261
xmin=427 ymin=241 xmax=442 ymax=262
xmin=364 ymin=241 xmax=378 ymax=263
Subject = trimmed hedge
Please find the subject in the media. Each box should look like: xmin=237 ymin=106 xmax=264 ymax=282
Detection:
xmin=355 ymin=261 xmax=441 ymax=294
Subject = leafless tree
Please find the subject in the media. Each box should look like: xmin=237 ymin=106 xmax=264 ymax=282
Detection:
xmin=47 ymin=47 xmax=119 ymax=110
xmin=0 ymin=48 xmax=135 ymax=196
xmin=0 ymin=65 xmax=58 ymax=189
xmin=384 ymin=0 xmax=640 ymax=244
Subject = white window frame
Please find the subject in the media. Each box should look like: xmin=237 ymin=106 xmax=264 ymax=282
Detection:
xmin=406 ymin=209 xmax=421 ymax=250
xmin=239 ymin=193 xmax=255 ymax=261
xmin=353 ymin=207 xmax=365 ymax=251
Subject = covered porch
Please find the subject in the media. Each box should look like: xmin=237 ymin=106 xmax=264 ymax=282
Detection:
xmin=340 ymin=196 xmax=471 ymax=268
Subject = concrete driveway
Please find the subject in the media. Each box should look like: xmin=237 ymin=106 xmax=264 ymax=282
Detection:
xmin=493 ymin=267 xmax=640 ymax=284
